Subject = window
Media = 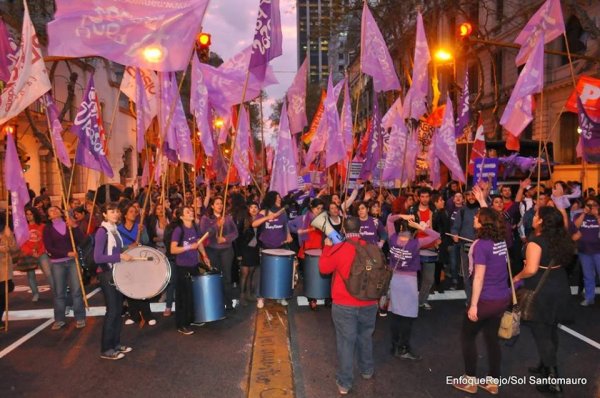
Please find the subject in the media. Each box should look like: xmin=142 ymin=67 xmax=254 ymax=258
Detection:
xmin=562 ymin=16 xmax=586 ymax=65
xmin=558 ymin=112 xmax=579 ymax=164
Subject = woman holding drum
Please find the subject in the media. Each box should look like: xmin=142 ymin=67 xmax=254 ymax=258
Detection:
xmin=200 ymin=196 xmax=239 ymax=310
xmin=252 ymin=191 xmax=294 ymax=309
xmin=94 ymin=202 xmax=134 ymax=360
xmin=118 ymin=201 xmax=155 ymax=327
xmin=170 ymin=206 xmax=211 ymax=336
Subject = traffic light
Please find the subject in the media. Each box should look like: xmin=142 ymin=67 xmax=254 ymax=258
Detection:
xmin=196 ymin=32 xmax=211 ymax=62
xmin=457 ymin=22 xmax=473 ymax=40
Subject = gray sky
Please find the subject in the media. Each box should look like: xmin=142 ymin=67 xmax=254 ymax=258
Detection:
xmin=203 ymin=0 xmax=298 ymax=142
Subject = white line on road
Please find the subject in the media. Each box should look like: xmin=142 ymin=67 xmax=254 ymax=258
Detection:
xmin=0 ymin=287 xmax=102 ymax=359
xmin=558 ymin=324 xmax=600 ymax=350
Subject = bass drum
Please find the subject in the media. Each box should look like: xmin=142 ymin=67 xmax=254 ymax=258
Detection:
xmin=260 ymin=249 xmax=295 ymax=299
xmin=113 ymin=245 xmax=171 ymax=300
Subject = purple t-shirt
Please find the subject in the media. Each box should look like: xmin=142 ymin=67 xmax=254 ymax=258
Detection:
xmin=359 ymin=217 xmax=384 ymax=244
xmin=388 ymin=236 xmax=420 ymax=272
xmin=572 ymin=215 xmax=600 ymax=254
xmin=171 ymin=225 xmax=201 ymax=267
xmin=257 ymin=211 xmax=289 ymax=249
xmin=471 ymin=238 xmax=510 ymax=301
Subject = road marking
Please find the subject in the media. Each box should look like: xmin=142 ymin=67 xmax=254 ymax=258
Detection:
xmin=0 ymin=287 xmax=101 ymax=358
xmin=558 ymin=324 xmax=600 ymax=350
xmin=247 ymin=302 xmax=295 ymax=398
xmin=2 ymin=302 xmax=173 ymax=321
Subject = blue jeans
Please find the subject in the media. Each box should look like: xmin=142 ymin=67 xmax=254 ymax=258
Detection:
xmin=331 ymin=303 xmax=378 ymax=390
xmin=579 ymin=252 xmax=600 ymax=303
xmin=99 ymin=271 xmax=124 ymax=353
xmin=50 ymin=259 xmax=85 ymax=322
xmin=419 ymin=255 xmax=437 ymax=305
xmin=448 ymin=245 xmax=461 ymax=282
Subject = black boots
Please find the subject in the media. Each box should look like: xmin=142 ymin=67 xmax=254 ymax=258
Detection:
xmin=536 ymin=366 xmax=563 ymax=394
xmin=392 ymin=344 xmax=422 ymax=361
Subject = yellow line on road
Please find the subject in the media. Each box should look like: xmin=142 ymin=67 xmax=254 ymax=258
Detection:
xmin=247 ymin=302 xmax=294 ymax=398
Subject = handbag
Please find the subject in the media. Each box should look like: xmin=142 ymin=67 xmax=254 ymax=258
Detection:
xmin=515 ymin=260 xmax=554 ymax=321
xmin=15 ymin=254 xmax=39 ymax=272
xmin=498 ymin=255 xmax=520 ymax=339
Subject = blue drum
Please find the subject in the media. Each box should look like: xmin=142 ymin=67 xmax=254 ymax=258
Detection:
xmin=304 ymin=249 xmax=331 ymax=299
xmin=192 ymin=273 xmax=225 ymax=323
xmin=260 ymin=249 xmax=295 ymax=299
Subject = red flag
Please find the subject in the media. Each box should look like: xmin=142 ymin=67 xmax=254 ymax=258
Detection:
xmin=566 ymin=75 xmax=600 ymax=119
xmin=505 ymin=132 xmax=521 ymax=151
xmin=468 ymin=114 xmax=486 ymax=175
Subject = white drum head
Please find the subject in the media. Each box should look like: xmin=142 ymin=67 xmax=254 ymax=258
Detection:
xmin=262 ymin=249 xmax=295 ymax=256
xmin=113 ymin=246 xmax=171 ymax=300
xmin=305 ymin=249 xmax=322 ymax=257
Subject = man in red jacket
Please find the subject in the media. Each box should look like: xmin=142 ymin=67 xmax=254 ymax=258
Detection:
xmin=319 ymin=217 xmax=378 ymax=395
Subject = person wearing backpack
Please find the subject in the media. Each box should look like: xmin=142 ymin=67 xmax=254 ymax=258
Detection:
xmin=170 ymin=206 xmax=211 ymax=335
xmin=318 ymin=216 xmax=383 ymax=396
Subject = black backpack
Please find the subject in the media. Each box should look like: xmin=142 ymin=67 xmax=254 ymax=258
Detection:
xmin=342 ymin=240 xmax=392 ymax=300
xmin=78 ymin=226 xmax=107 ymax=274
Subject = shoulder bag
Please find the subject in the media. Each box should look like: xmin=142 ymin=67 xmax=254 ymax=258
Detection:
xmin=498 ymin=255 xmax=520 ymax=339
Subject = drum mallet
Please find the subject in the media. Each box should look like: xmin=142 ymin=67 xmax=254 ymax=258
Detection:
xmin=445 ymin=233 xmax=474 ymax=243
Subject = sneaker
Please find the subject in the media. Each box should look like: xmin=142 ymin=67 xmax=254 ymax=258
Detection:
xmin=163 ymin=308 xmax=172 ymax=317
xmin=336 ymin=381 xmax=350 ymax=395
xmin=51 ymin=321 xmax=66 ymax=331
xmin=125 ymin=319 xmax=135 ymax=325
xmin=148 ymin=319 xmax=157 ymax=326
xmin=278 ymin=299 xmax=288 ymax=306
xmin=32 ymin=293 xmax=39 ymax=302
xmin=361 ymin=372 xmax=374 ymax=380
xmin=75 ymin=320 xmax=86 ymax=329
xmin=419 ymin=303 xmax=432 ymax=311
xmin=115 ymin=345 xmax=133 ymax=353
xmin=580 ymin=299 xmax=594 ymax=307
xmin=396 ymin=346 xmax=422 ymax=361
xmin=257 ymin=298 xmax=265 ymax=309
xmin=100 ymin=350 xmax=125 ymax=360
xmin=178 ymin=327 xmax=194 ymax=335
xmin=378 ymin=309 xmax=388 ymax=317
xmin=452 ymin=375 xmax=477 ymax=394
xmin=478 ymin=382 xmax=499 ymax=395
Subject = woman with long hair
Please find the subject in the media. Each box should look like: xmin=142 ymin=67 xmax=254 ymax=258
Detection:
xmin=145 ymin=202 xmax=173 ymax=315
xmin=238 ymin=202 xmax=261 ymax=306
xmin=21 ymin=206 xmax=53 ymax=301
xmin=200 ymin=196 xmax=239 ymax=309
xmin=513 ymin=206 xmax=575 ymax=394
xmin=452 ymin=208 xmax=511 ymax=395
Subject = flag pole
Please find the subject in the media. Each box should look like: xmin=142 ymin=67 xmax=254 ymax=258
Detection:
xmin=4 ymin=189 xmax=10 ymax=333
xmin=536 ymin=90 xmax=544 ymax=197
xmin=192 ymin=117 xmax=198 ymax=211
xmin=220 ymin=72 xmax=252 ymax=237
xmin=44 ymin=111 xmax=89 ymax=309
xmin=86 ymin=173 xmax=101 ymax=234
xmin=259 ymin=93 xmax=267 ymax=181
xmin=341 ymin=72 xmax=363 ymax=208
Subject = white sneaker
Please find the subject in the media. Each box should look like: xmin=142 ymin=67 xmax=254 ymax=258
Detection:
xmin=279 ymin=299 xmax=288 ymax=307
xmin=125 ymin=319 xmax=135 ymax=325
xmin=148 ymin=319 xmax=157 ymax=326
xmin=257 ymin=298 xmax=264 ymax=309
xmin=32 ymin=293 xmax=39 ymax=302
xmin=580 ymin=299 xmax=594 ymax=307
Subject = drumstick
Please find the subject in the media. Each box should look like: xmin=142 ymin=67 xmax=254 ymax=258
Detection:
xmin=445 ymin=233 xmax=474 ymax=243
xmin=130 ymin=256 xmax=155 ymax=261
xmin=197 ymin=232 xmax=209 ymax=245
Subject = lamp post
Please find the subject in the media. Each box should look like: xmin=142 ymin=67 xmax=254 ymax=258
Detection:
xmin=432 ymin=47 xmax=455 ymax=109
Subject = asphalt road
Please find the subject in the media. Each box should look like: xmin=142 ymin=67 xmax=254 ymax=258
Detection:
xmin=1 ymin=271 xmax=599 ymax=398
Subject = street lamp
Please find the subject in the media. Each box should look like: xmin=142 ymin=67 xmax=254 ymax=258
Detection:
xmin=142 ymin=45 xmax=166 ymax=64
xmin=213 ymin=117 xmax=224 ymax=129
xmin=432 ymin=48 xmax=455 ymax=108
xmin=434 ymin=48 xmax=453 ymax=63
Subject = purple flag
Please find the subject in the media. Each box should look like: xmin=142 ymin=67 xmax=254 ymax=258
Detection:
xmin=360 ymin=2 xmax=400 ymax=93
xmin=159 ymin=72 xmax=194 ymax=165
xmin=249 ymin=0 xmax=283 ymax=81
xmin=0 ymin=19 xmax=17 ymax=82
xmin=270 ymin=101 xmax=298 ymax=195
xmin=48 ymin=0 xmax=209 ymax=72
xmin=135 ymin=68 xmax=153 ymax=153
xmin=402 ymin=12 xmax=430 ymax=120
xmin=325 ymin=76 xmax=346 ymax=168
xmin=456 ymin=70 xmax=470 ymax=138
xmin=233 ymin=105 xmax=252 ymax=186
xmin=5 ymin=134 xmax=30 ymax=246
xmin=43 ymin=93 xmax=71 ymax=167
xmin=340 ymin=77 xmax=353 ymax=156
xmin=359 ymin=97 xmax=383 ymax=179
xmin=500 ymin=34 xmax=544 ymax=138
xmin=190 ymin=55 xmax=215 ymax=156
xmin=200 ymin=46 xmax=278 ymax=116
xmin=382 ymin=98 xmax=407 ymax=181
xmin=577 ymin=96 xmax=600 ymax=163
xmin=305 ymin=76 xmax=343 ymax=166
xmin=287 ymin=56 xmax=308 ymax=134
xmin=433 ymin=97 xmax=466 ymax=183
xmin=73 ymin=75 xmax=113 ymax=178
xmin=141 ymin=157 xmax=149 ymax=187
xmin=427 ymin=141 xmax=441 ymax=189
xmin=514 ymin=0 xmax=564 ymax=66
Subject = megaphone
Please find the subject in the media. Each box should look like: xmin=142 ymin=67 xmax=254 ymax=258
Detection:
xmin=311 ymin=211 xmax=344 ymax=244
